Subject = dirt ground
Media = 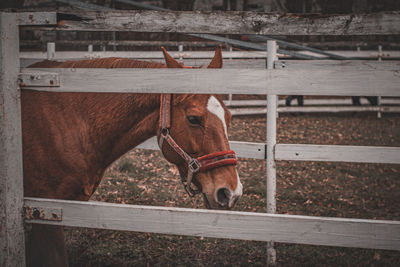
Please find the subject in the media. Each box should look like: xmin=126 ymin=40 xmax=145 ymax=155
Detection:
xmin=65 ymin=112 xmax=400 ymax=266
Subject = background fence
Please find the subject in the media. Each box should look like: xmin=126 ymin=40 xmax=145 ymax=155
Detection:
xmin=1 ymin=10 xmax=400 ymax=267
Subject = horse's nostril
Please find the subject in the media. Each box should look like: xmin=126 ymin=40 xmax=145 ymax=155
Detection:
xmin=216 ymin=187 xmax=231 ymax=206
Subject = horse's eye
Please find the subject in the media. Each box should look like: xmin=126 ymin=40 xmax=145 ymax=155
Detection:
xmin=187 ymin=115 xmax=202 ymax=125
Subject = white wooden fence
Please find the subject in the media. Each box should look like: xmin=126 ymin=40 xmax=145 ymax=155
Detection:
xmin=20 ymin=47 xmax=400 ymax=117
xmin=1 ymin=11 xmax=400 ymax=267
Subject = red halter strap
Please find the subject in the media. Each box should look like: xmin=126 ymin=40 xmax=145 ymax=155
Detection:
xmin=198 ymin=150 xmax=237 ymax=172
xmin=158 ymin=94 xmax=238 ymax=197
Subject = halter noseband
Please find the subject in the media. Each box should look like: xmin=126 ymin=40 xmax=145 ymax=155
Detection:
xmin=158 ymin=94 xmax=238 ymax=197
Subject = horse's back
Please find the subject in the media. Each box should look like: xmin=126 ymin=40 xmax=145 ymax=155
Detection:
xmin=28 ymin=57 xmax=167 ymax=69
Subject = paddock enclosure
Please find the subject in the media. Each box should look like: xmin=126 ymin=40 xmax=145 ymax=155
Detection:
xmin=1 ymin=9 xmax=400 ymax=266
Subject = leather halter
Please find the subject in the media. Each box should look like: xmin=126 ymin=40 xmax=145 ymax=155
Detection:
xmin=158 ymin=94 xmax=238 ymax=197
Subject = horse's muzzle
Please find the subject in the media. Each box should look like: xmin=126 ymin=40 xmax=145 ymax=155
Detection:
xmin=212 ymin=184 xmax=242 ymax=209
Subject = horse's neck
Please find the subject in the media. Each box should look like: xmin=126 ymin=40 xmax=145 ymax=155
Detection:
xmin=21 ymin=91 xmax=160 ymax=199
xmin=86 ymin=93 xmax=160 ymax=168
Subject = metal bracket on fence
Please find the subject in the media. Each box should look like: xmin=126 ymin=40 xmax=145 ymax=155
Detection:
xmin=16 ymin=12 xmax=57 ymax=26
xmin=24 ymin=205 xmax=62 ymax=221
xmin=274 ymin=61 xmax=286 ymax=69
xmin=18 ymin=72 xmax=60 ymax=87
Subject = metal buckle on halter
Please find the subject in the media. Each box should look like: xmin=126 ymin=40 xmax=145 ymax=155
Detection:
xmin=182 ymin=159 xmax=201 ymax=197
xmin=160 ymin=128 xmax=169 ymax=138
xmin=188 ymin=159 xmax=200 ymax=173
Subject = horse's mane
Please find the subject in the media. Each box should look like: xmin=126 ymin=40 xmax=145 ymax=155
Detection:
xmin=29 ymin=57 xmax=167 ymax=68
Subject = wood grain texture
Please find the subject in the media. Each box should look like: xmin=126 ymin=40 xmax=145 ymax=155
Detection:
xmin=21 ymin=40 xmax=219 ymax=47
xmin=275 ymin=144 xmax=400 ymax=164
xmin=21 ymin=68 xmax=400 ymax=96
xmin=24 ymin=198 xmax=400 ymax=251
xmin=19 ymin=51 xmax=269 ymax=60
xmin=275 ymin=60 xmax=400 ymax=71
xmin=52 ymin=10 xmax=400 ymax=35
xmin=294 ymin=50 xmax=400 ymax=59
xmin=19 ymin=51 xmax=400 ymax=61
xmin=0 ymin=12 xmax=26 ymax=267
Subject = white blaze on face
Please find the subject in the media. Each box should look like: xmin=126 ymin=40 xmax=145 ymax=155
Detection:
xmin=207 ymin=96 xmax=228 ymax=137
xmin=207 ymin=96 xmax=243 ymax=206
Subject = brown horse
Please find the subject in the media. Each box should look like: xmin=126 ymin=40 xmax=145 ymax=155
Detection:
xmin=23 ymin=47 xmax=242 ymax=266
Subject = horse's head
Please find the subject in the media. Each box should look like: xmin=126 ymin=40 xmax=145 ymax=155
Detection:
xmin=157 ymin=46 xmax=242 ymax=209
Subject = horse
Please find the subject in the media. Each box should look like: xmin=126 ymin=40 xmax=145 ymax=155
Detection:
xmin=23 ymin=46 xmax=242 ymax=266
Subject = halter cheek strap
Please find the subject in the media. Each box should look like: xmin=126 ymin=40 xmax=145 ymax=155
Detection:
xmin=158 ymin=93 xmax=238 ymax=197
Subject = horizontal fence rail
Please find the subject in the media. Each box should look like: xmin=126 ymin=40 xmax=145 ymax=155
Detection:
xmin=276 ymin=106 xmax=400 ymax=114
xmin=33 ymin=10 xmax=400 ymax=35
xmin=226 ymin=98 xmax=400 ymax=107
xmin=20 ymin=40 xmax=220 ymax=47
xmin=19 ymin=51 xmax=400 ymax=62
xmin=24 ymin=198 xmax=400 ymax=251
xmin=275 ymin=60 xmax=400 ymax=71
xmin=20 ymin=68 xmax=400 ymax=96
xmin=137 ymin=137 xmax=400 ymax=164
xmin=228 ymin=106 xmax=400 ymax=115
xmin=19 ymin=51 xmax=270 ymax=60
xmin=275 ymin=144 xmax=400 ymax=164
xmin=137 ymin=138 xmax=266 ymax=160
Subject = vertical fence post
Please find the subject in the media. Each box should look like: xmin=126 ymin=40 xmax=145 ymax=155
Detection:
xmin=178 ymin=44 xmax=184 ymax=62
xmin=275 ymin=42 xmax=279 ymax=119
xmin=227 ymin=46 xmax=233 ymax=104
xmin=266 ymin=40 xmax=277 ymax=266
xmin=377 ymin=45 xmax=382 ymax=118
xmin=0 ymin=12 xmax=26 ymax=267
xmin=47 ymin=42 xmax=55 ymax=60
xmin=88 ymin=44 xmax=93 ymax=53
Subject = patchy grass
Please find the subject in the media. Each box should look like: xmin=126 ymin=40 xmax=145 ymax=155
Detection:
xmin=65 ymin=113 xmax=400 ymax=266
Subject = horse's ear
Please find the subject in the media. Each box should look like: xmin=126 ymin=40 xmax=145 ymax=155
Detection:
xmin=207 ymin=45 xmax=223 ymax=69
xmin=161 ymin=46 xmax=183 ymax=68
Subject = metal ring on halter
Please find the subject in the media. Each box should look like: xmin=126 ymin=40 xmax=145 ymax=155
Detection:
xmin=188 ymin=159 xmax=200 ymax=173
xmin=161 ymin=128 xmax=169 ymax=137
